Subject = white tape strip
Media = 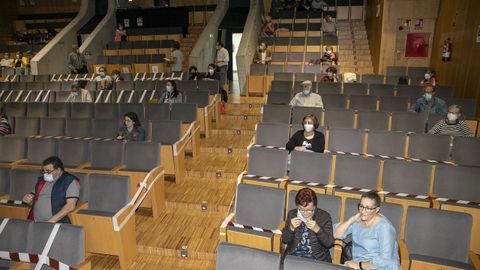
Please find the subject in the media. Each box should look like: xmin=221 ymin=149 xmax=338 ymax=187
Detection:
xmin=0 ymin=218 xmax=10 ymax=235
xmin=35 ymin=223 xmax=61 ymax=270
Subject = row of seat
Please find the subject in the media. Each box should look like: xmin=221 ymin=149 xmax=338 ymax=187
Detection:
xmin=255 ymin=123 xmax=480 ymax=166
xmin=261 ymin=105 xmax=479 ymax=134
xmin=2 ymin=72 xmax=186 ymax=83
xmin=386 ymin=66 xmax=429 ymax=77
xmin=96 ymin=54 xmax=168 ymax=65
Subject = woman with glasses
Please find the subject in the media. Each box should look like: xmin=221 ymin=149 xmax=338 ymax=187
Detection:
xmin=334 ymin=191 xmax=400 ymax=270
xmin=282 ymin=188 xmax=334 ymax=262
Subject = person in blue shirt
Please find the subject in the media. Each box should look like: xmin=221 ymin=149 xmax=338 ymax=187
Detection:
xmin=334 ymin=191 xmax=401 ymax=270
xmin=116 ymin=112 xmax=146 ymax=142
xmin=408 ymin=84 xmax=447 ymax=115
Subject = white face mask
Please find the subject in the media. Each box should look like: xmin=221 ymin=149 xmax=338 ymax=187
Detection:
xmin=424 ymin=73 xmax=431 ymax=80
xmin=297 ymin=209 xmax=308 ymax=223
xmin=44 ymin=173 xmax=55 ymax=182
xmin=208 ymin=69 xmax=214 ymax=75
xmin=302 ymin=90 xmax=311 ymax=96
xmin=99 ymin=71 xmax=106 ymax=77
xmin=327 ymin=72 xmax=333 ymax=78
xmin=447 ymin=113 xmax=458 ymax=122
xmin=326 ymin=50 xmax=332 ymax=55
xmin=423 ymin=93 xmax=433 ymax=101
xmin=166 ymin=85 xmax=173 ymax=92
xmin=304 ymin=123 xmax=314 ymax=132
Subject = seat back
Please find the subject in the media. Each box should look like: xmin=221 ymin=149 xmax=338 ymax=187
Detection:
xmin=26 ymin=103 xmax=48 ymax=118
xmin=433 ymin=165 xmax=480 ymax=202
xmin=197 ymin=80 xmax=219 ymax=95
xmin=48 ymin=103 xmax=70 ymax=118
xmin=344 ymin=198 xmax=402 ymax=234
xmin=386 ymin=66 xmax=407 ymax=77
xmin=89 ymin=140 xmax=124 ymax=170
xmin=291 ymin=106 xmax=323 ymax=125
xmin=322 ymin=94 xmax=347 ymax=109
xmin=235 ymin=183 xmax=286 ymax=229
xmin=57 ymin=139 xmax=89 ymax=168
xmin=382 ymin=160 xmax=432 ymax=195
xmin=0 ymin=218 xmax=32 ymax=252
xmin=0 ymin=168 xmax=10 ymax=196
xmin=289 ymin=152 xmax=333 ymax=184
xmin=378 ymin=96 xmax=409 ymax=112
xmin=255 ymin=122 xmax=290 ymax=148
xmin=369 ymin=83 xmax=394 ymax=96
xmin=0 ymin=136 xmax=27 ymax=162
xmin=145 ymin=103 xmax=170 ymax=120
xmin=91 ymin=118 xmax=118 ymax=139
xmin=4 ymin=103 xmax=27 ymax=117
xmin=356 ymin=110 xmax=389 ymax=131
xmin=150 ymin=120 xmax=182 ymax=144
xmin=10 ymin=169 xmax=40 ymax=200
xmin=327 ymin=128 xmax=364 ymax=153
xmin=270 ymin=80 xmax=292 ymax=93
xmin=391 ymin=112 xmax=426 ymax=133
xmin=119 ymin=103 xmax=144 ymax=120
xmin=262 ymin=104 xmax=292 ymax=124
xmin=405 ymin=206 xmax=471 ymax=263
xmin=26 ymin=138 xmax=57 ymax=165
xmin=94 ymin=103 xmax=119 ymax=119
xmin=407 ymin=133 xmax=451 ymax=161
xmin=343 ymin=83 xmax=368 ymax=95
xmin=70 ymin=103 xmax=94 ymax=119
xmin=247 ymin=147 xmax=288 ymax=178
xmin=284 ymin=255 xmax=350 ymax=270
xmin=451 ymin=136 xmax=480 ymax=167
xmin=65 ymin=118 xmax=92 ymax=137
xmin=171 ymin=103 xmax=197 ymax=123
xmin=88 ymin=174 xmax=130 ymax=213
xmin=317 ymin=83 xmax=342 ymax=95
xmin=396 ymin=85 xmax=422 ymax=98
xmin=14 ymin=117 xmax=39 ymax=136
xmin=124 ymin=142 xmax=160 ymax=171
xmin=323 ymin=109 xmax=354 ymax=128
xmin=216 ymin=242 xmax=280 ymax=270
xmin=39 ymin=118 xmax=65 ymax=136
xmin=366 ymin=130 xmax=406 ymax=157
xmin=75 ymin=173 xmax=90 ymax=202
xmin=348 ymin=95 xmax=377 ymax=110
xmin=185 ymin=90 xmax=209 ymax=107
xmin=266 ymin=91 xmax=291 ymax=105
xmin=334 ymin=155 xmax=380 ymax=190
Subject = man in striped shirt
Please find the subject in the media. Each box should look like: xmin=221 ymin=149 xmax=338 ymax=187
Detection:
xmin=428 ymin=105 xmax=474 ymax=137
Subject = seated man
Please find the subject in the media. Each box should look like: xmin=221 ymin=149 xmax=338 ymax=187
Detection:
xmin=65 ymin=82 xmax=92 ymax=103
xmin=428 ymin=104 xmax=474 ymax=137
xmin=94 ymin=66 xmax=114 ymax=90
xmin=408 ymin=84 xmax=447 ymax=115
xmin=23 ymin=156 xmax=80 ymax=223
xmin=290 ymin=80 xmax=324 ymax=108
xmin=322 ymin=15 xmax=337 ymax=37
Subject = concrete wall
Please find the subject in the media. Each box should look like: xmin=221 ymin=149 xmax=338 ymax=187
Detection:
xmin=30 ymin=0 xmax=96 ymax=75
xmin=365 ymin=0 xmax=383 ymax=74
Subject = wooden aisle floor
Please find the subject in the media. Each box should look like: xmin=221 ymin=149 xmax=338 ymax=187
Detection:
xmin=90 ymin=96 xmax=264 ymax=269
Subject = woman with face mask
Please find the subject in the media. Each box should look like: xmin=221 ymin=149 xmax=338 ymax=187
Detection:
xmin=428 ymin=104 xmax=474 ymax=137
xmin=420 ymin=68 xmax=437 ymax=86
xmin=282 ymin=187 xmax=334 ymax=262
xmin=160 ymin=80 xmax=183 ymax=104
xmin=319 ymin=66 xmax=338 ymax=83
xmin=203 ymin=63 xmax=228 ymax=105
xmin=254 ymin=42 xmax=272 ymax=64
xmin=94 ymin=67 xmax=114 ymax=90
xmin=321 ymin=46 xmax=338 ymax=65
xmin=286 ymin=114 xmax=325 ymax=153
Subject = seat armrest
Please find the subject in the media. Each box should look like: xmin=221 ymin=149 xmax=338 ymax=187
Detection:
xmin=399 ymin=239 xmax=410 ymax=270
xmin=470 ymin=251 xmax=480 ymax=270
xmin=75 ymin=258 xmax=92 ymax=270
xmin=333 ymin=238 xmax=345 ymax=264
xmin=273 ymin=221 xmax=286 ymax=252
xmin=77 ymin=162 xmax=92 ymax=169
xmin=112 ymin=164 xmax=126 ymax=171
xmin=219 ymin=213 xmax=235 ymax=242
xmin=112 ymin=204 xmax=135 ymax=231
xmin=69 ymin=201 xmax=89 ymax=223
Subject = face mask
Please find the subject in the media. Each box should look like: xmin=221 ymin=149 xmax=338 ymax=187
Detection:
xmin=327 ymin=72 xmax=333 ymax=78
xmin=424 ymin=93 xmax=433 ymax=101
xmin=166 ymin=85 xmax=173 ymax=92
xmin=99 ymin=72 xmax=106 ymax=77
xmin=297 ymin=209 xmax=308 ymax=223
xmin=424 ymin=73 xmax=431 ymax=80
xmin=302 ymin=89 xmax=311 ymax=96
xmin=44 ymin=173 xmax=54 ymax=182
xmin=326 ymin=50 xmax=332 ymax=55
xmin=304 ymin=123 xmax=314 ymax=132
xmin=208 ymin=69 xmax=214 ymax=75
xmin=447 ymin=113 xmax=458 ymax=122
xmin=259 ymin=46 xmax=265 ymax=51
xmin=72 ymin=91 xmax=79 ymax=96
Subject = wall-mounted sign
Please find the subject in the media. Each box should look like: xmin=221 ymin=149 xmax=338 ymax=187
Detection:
xmin=405 ymin=33 xmax=430 ymax=58
xmin=137 ymin=17 xmax=143 ymax=27
xmin=414 ymin=19 xmax=423 ymax=30
xmin=123 ymin=19 xmax=130 ymax=28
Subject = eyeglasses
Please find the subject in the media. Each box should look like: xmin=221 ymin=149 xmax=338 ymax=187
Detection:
xmin=298 ymin=208 xmax=316 ymax=213
xmin=358 ymin=204 xmax=377 ymax=212
xmin=41 ymin=169 xmax=55 ymax=174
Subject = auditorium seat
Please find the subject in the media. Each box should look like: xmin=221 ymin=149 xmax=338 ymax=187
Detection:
xmin=323 ymin=109 xmax=355 ymax=128
xmin=348 ymin=95 xmax=377 ymax=110
xmin=343 ymin=83 xmax=368 ymax=95
xmin=17 ymin=137 xmax=57 ymax=167
xmin=94 ymin=103 xmax=119 ymax=119
xmin=197 ymin=80 xmax=219 ymax=95
xmin=270 ymin=80 xmax=292 ymax=93
xmin=287 ymin=151 xmax=334 ymax=194
xmin=378 ymin=96 xmax=409 ymax=112
xmin=91 ymin=118 xmax=118 ymax=139
xmin=39 ymin=118 xmax=65 ymax=136
xmin=327 ymin=128 xmax=365 ymax=154
xmin=401 ymin=207 xmax=477 ymax=270
xmin=119 ymin=103 xmax=144 ymax=120
xmin=4 ymin=102 xmax=26 ymax=117
xmin=0 ymin=218 xmax=31 ymax=269
xmin=262 ymin=104 xmax=292 ymax=124
xmin=387 ymin=66 xmax=407 ymax=77
xmin=356 ymin=110 xmax=389 ymax=131
xmin=26 ymin=103 xmax=48 ymax=118
xmin=295 ymin=72 xmax=315 ymax=82
xmin=220 ymin=183 xmax=286 ymax=252
xmin=322 ymin=94 xmax=347 ymax=109
xmin=0 ymin=136 xmax=26 ymax=166
xmin=435 ymin=85 xmax=453 ymax=101
xmin=266 ymin=91 xmax=291 ymax=105
xmin=369 ymin=83 xmax=395 ymax=96
xmin=0 ymin=168 xmax=9 ymax=196
xmin=216 ymin=242 xmax=280 ymax=270
xmin=57 ymin=139 xmax=90 ymax=169
xmin=317 ymin=83 xmax=342 ymax=95
xmin=255 ymin=122 xmax=290 ymax=148
xmin=0 ymin=169 xmax=38 ymax=219
xmin=171 ymin=103 xmax=197 ymax=123
xmin=145 ymin=103 xmax=170 ymax=120
xmin=385 ymin=75 xmax=402 ymax=85
xmin=407 ymin=133 xmax=451 ymax=161
xmin=243 ymin=147 xmax=288 ymax=188
xmin=70 ymin=103 xmax=94 ymax=119
xmin=13 ymin=117 xmax=39 ymax=136
xmin=85 ymin=140 xmax=124 ymax=171
xmin=365 ymin=130 xmax=406 ymax=157
xmin=396 ymin=85 xmax=422 ymax=99
xmin=361 ymin=74 xmax=384 ymax=84
xmin=65 ymin=118 xmax=92 ymax=138
xmin=391 ymin=112 xmax=426 ymax=133
xmin=451 ymin=136 xmax=480 ymax=167
xmin=407 ymin=67 xmax=427 ymax=78
xmin=291 ymin=106 xmax=323 ymax=124
xmin=425 ymin=114 xmax=445 ymax=131
xmin=285 ymin=255 xmax=351 ymax=270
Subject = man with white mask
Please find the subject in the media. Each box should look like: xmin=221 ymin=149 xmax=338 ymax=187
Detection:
xmin=428 ymin=104 xmax=473 ymax=137
xmin=23 ymin=156 xmax=80 ymax=223
xmin=65 ymin=82 xmax=92 ymax=103
xmin=408 ymin=84 xmax=447 ymax=115
xmin=289 ymin=80 xmax=324 ymax=108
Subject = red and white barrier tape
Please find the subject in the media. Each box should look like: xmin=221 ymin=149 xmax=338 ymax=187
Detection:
xmin=243 ymin=174 xmax=286 ymax=183
xmin=227 ymin=221 xmax=282 ymax=235
xmin=435 ymin=197 xmax=480 ymax=207
xmin=0 ymin=200 xmax=24 ymax=205
xmin=0 ymin=251 xmax=77 ymax=270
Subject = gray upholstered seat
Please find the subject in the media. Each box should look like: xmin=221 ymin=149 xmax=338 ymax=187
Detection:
xmin=366 ymin=130 xmax=406 ymax=157
xmin=24 ymin=138 xmax=57 ymax=165
xmin=328 ymin=128 xmax=365 ymax=154
xmin=356 ymin=110 xmax=389 ymax=131
xmin=14 ymin=117 xmax=39 ymax=136
xmin=4 ymin=103 xmax=26 ymax=117
xmin=334 ymin=155 xmax=380 ymax=191
xmin=348 ymin=95 xmax=377 ymax=110
xmin=386 ymin=66 xmax=407 ymax=77
xmin=295 ymin=72 xmax=315 ymax=82
xmin=26 ymin=103 xmax=48 ymax=118
xmin=65 ymin=119 xmax=92 ymax=137
xmin=323 ymin=109 xmax=354 ymax=128
xmin=145 ymin=103 xmax=170 ymax=120
xmin=262 ymin=104 xmax=292 ymax=124
xmin=9 ymin=169 xmax=40 ymax=200
xmin=119 ymin=103 xmax=144 ymax=120
xmin=115 ymin=81 xmax=134 ymax=91
xmin=405 ymin=206 xmax=473 ymax=269
xmin=396 ymin=85 xmax=422 ymax=99
xmin=0 ymin=218 xmax=32 ymax=253
xmin=77 ymin=174 xmax=130 ymax=215
xmin=270 ymin=80 xmax=292 ymax=93
xmin=150 ymin=120 xmax=181 ymax=145
xmin=57 ymin=139 xmax=89 ymax=168
xmin=291 ymin=106 xmax=323 ymax=125
xmin=0 ymin=136 xmax=27 ymax=163
xmin=344 ymin=198 xmax=402 ymax=234
xmin=246 ymin=147 xmax=288 ymax=179
xmin=385 ymin=75 xmax=402 ymax=85
xmin=286 ymin=52 xmax=304 ymax=63
xmin=369 ymin=83 xmax=395 ymax=96
xmin=317 ymin=83 xmax=342 ymax=95
xmin=382 ymin=160 xmax=431 ymax=196
xmin=343 ymin=83 xmax=368 ymax=95
xmin=273 ymin=72 xmax=293 ymax=82
xmin=451 ymin=136 xmax=480 ymax=167
xmin=91 ymin=118 xmax=118 ymax=139
xmin=407 ymin=67 xmax=428 ymax=78
xmin=266 ymin=91 xmax=291 ymax=105
xmin=255 ymin=122 xmax=290 ymax=148
xmin=134 ymin=80 xmax=156 ymax=91
xmin=185 ymin=90 xmax=209 ymax=108
xmin=284 ymin=255 xmax=351 ymax=270
xmin=433 ymin=165 xmax=480 ymax=203
xmin=361 ymin=74 xmax=384 ymax=84
xmin=267 ymin=64 xmax=284 ymax=75
xmin=216 ymin=242 xmax=280 ymax=270
xmin=88 ymin=140 xmax=124 ymax=170
xmin=197 ymin=80 xmax=219 ymax=95
xmin=250 ymin=63 xmax=267 ymax=76
xmin=39 ymin=118 xmax=65 ymax=136
xmin=407 ymin=133 xmax=451 ymax=161
xmin=391 ymin=112 xmax=426 ymax=133
xmin=0 ymin=168 xmax=9 ymax=196
xmin=378 ymin=96 xmax=409 ymax=112
xmin=171 ymin=103 xmax=197 ymax=123
xmin=75 ymin=173 xmax=90 ymax=203
xmin=123 ymin=142 xmax=160 ymax=172
xmin=48 ymin=103 xmax=70 ymax=118
xmin=54 ymin=91 xmax=71 ymax=103
xmin=70 ymin=103 xmax=94 ymax=119
xmin=94 ymin=103 xmax=119 ymax=119
xmin=435 ymin=85 xmax=453 ymax=101
xmin=289 ymin=151 xmax=332 ymax=183
xmin=322 ymin=94 xmax=347 ymax=109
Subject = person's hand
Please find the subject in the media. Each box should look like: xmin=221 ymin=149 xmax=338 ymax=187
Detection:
xmin=294 ymin=146 xmax=305 ymax=151
xmin=290 ymin=217 xmax=302 ymax=231
xmin=344 ymin=261 xmax=360 ymax=269
xmin=306 ymin=220 xmax=320 ymax=233
xmin=350 ymin=213 xmax=361 ymax=223
xmin=116 ymin=135 xmax=123 ymax=140
xmin=23 ymin=193 xmax=34 ymax=204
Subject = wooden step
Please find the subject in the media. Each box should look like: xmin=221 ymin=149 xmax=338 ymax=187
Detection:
xmin=185 ymin=152 xmax=247 ymax=179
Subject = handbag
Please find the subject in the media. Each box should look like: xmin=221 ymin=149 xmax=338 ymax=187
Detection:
xmin=338 ymin=240 xmax=353 ymax=264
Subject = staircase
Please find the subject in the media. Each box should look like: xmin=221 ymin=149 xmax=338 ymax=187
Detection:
xmin=337 ymin=21 xmax=374 ymax=75
xmin=180 ymin=25 xmax=204 ymax=70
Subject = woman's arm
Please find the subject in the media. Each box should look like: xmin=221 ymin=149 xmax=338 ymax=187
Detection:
xmin=370 ymin=223 xmax=400 ymax=269
xmin=314 ymin=211 xmax=334 ymax=248
xmin=281 ymin=212 xmax=297 ymax=244
xmin=286 ymin=131 xmax=301 ymax=151
xmin=334 ymin=213 xmax=359 ymax=239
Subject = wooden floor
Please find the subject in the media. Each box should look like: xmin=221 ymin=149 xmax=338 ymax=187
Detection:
xmin=90 ymin=96 xmax=264 ymax=269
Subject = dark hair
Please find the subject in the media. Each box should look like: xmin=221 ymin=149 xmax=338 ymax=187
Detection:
xmin=189 ymin=65 xmax=198 ymax=72
xmin=166 ymin=79 xmax=179 ymax=98
xmin=217 ymin=41 xmax=224 ymax=47
xmin=260 ymin=42 xmax=268 ymax=48
xmin=423 ymin=83 xmax=435 ymax=92
xmin=360 ymin=191 xmax=381 ymax=208
xmin=208 ymin=63 xmax=216 ymax=70
xmin=303 ymin=114 xmax=319 ymax=129
xmin=0 ymin=111 xmax=8 ymax=121
xmin=295 ymin=188 xmax=318 ymax=207
xmin=42 ymin=156 xmax=64 ymax=171
xmin=173 ymin=41 xmax=180 ymax=50
xmin=326 ymin=66 xmax=337 ymax=73
xmin=124 ymin=112 xmax=141 ymax=128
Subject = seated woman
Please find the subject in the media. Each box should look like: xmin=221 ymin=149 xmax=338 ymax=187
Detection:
xmin=420 ymin=68 xmax=436 ymax=86
xmin=321 ymin=46 xmax=338 ymax=65
xmin=319 ymin=66 xmax=339 ymax=83
xmin=261 ymin=15 xmax=276 ymax=37
xmin=282 ymin=187 xmax=334 ymax=262
xmin=428 ymin=104 xmax=473 ymax=137
xmin=203 ymin=63 xmax=228 ymax=106
xmin=0 ymin=112 xmax=11 ymax=137
xmin=160 ymin=80 xmax=183 ymax=104
xmin=286 ymin=114 xmax=325 ymax=153
xmin=254 ymin=42 xmax=272 ymax=64
xmin=188 ymin=65 xmax=203 ymax=80
xmin=116 ymin=112 xmax=146 ymax=142
xmin=334 ymin=191 xmax=401 ymax=270
xmin=94 ymin=67 xmax=114 ymax=90
xmin=115 ymin=23 xmax=127 ymax=42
